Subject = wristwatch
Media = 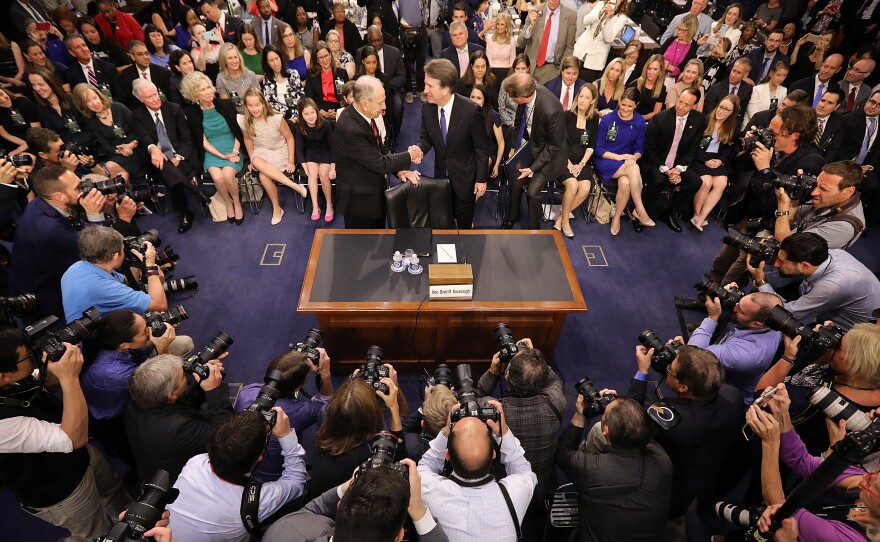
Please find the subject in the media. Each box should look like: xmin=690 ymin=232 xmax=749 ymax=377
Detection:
xmin=753 ymin=277 xmax=768 ymax=287
xmin=146 ymin=264 xmax=159 ymax=277
xmin=774 ymin=210 xmax=790 ymax=217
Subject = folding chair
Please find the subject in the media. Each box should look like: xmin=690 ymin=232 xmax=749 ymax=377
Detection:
xmin=541 ymin=483 xmax=579 ymax=542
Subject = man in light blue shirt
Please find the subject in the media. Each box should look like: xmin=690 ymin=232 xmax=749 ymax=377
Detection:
xmin=660 ymin=0 xmax=713 ymax=45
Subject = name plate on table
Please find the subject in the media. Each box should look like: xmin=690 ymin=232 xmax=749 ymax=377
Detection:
xmin=429 ymin=284 xmax=474 ymax=300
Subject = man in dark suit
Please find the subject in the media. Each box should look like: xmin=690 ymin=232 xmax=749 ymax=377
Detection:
xmin=815 ymin=89 xmax=846 ymax=157
xmin=543 ymin=56 xmax=586 ymax=111
xmin=838 ymin=90 xmax=880 ymax=222
xmin=200 ymin=0 xmax=242 ymax=44
xmin=254 ymin=0 xmax=285 ymax=47
xmin=411 ymin=59 xmax=488 ymax=228
xmin=9 ymin=0 xmax=52 ymax=40
xmin=704 ymin=57 xmax=753 ymax=128
xmin=118 ymin=41 xmax=176 ymax=109
xmin=358 ymin=0 xmax=400 ymax=37
xmin=133 ymin=80 xmax=208 ymax=234
xmin=502 ymin=73 xmax=567 ymax=229
xmin=789 ymin=54 xmax=844 ymax=109
xmin=838 ymin=59 xmax=876 ymax=113
xmin=334 ymin=76 xmax=420 ymax=228
xmin=441 ymin=21 xmax=485 ymax=78
xmin=323 ymin=2 xmax=365 ymax=55
xmin=64 ymin=35 xmax=120 ymax=101
xmin=745 ymin=29 xmax=788 ymax=85
xmin=640 ymin=88 xmax=707 ymax=232
xmin=360 ymin=26 xmax=407 ymax=136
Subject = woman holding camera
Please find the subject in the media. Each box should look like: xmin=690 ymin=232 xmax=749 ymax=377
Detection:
xmin=690 ymin=95 xmax=739 ymax=231
xmin=574 ymin=0 xmax=630 ymax=83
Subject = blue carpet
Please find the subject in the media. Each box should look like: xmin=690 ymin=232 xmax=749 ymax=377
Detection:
xmin=4 ymin=101 xmax=879 ymax=541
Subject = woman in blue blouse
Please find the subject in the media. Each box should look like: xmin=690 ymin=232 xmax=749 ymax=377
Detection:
xmin=594 ymin=86 xmax=654 ymax=235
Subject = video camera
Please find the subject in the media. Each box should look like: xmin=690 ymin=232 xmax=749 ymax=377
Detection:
xmin=245 ymin=367 xmax=292 ymax=428
xmin=0 ymin=293 xmax=36 ymax=325
xmin=769 ymin=173 xmax=817 ymax=201
xmin=358 ymin=432 xmax=408 ymax=478
xmin=738 ymin=126 xmax=775 ymax=154
xmin=574 ymin=377 xmax=615 ymax=418
xmin=722 ymin=232 xmax=780 ymax=266
xmin=123 ymin=230 xmax=179 ymax=268
xmin=290 ymin=328 xmax=323 ymax=364
xmin=358 ymin=346 xmax=390 ymax=394
xmin=144 ymin=305 xmax=188 ymax=337
xmin=450 ymin=364 xmax=500 ymax=424
xmin=182 ymin=332 xmax=233 ymax=380
xmin=637 ymin=329 xmax=683 ymax=375
xmin=94 ymin=470 xmax=179 ymax=542
xmin=694 ymin=277 xmax=745 ymax=311
xmin=763 ymin=306 xmax=843 ymax=367
xmin=494 ymin=322 xmax=523 ymax=364
xmin=23 ymin=307 xmax=100 ymax=363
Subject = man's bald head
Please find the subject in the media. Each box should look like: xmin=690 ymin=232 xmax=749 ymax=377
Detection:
xmin=847 ymin=59 xmax=876 ymax=85
xmin=447 ymin=417 xmax=494 ymax=480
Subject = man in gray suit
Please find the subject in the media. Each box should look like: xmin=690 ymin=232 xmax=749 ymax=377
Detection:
xmin=516 ymin=0 xmax=576 ymax=84
xmin=254 ymin=0 xmax=284 ymax=47
xmin=841 ymin=59 xmax=876 ymax=113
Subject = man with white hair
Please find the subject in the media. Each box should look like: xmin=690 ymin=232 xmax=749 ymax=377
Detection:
xmin=131 ymin=79 xmax=208 ymax=234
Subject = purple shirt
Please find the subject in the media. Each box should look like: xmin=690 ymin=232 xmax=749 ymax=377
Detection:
xmin=81 ymin=346 xmax=153 ymax=419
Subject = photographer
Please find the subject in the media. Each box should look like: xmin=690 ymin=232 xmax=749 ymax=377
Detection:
xmin=264 ymin=461 xmax=449 ymax=542
xmin=0 ymin=156 xmax=31 ymax=239
xmin=688 ymin=289 xmax=783 ymax=402
xmin=167 ymin=409 xmax=308 ymax=541
xmin=401 ymin=384 xmax=457 ymax=462
xmin=60 ymin=225 xmax=168 ymax=323
xmin=0 ymin=326 xmax=131 ymax=538
xmin=747 ymin=232 xmax=880 ymax=331
xmin=26 ymin=127 xmax=104 ymax=178
xmin=555 ymin=393 xmax=672 ymax=542
xmin=630 ymin=344 xmax=742 ymax=531
xmin=417 ymin=400 xmax=537 ymax=541
xmin=125 ymin=353 xmax=232 ymax=483
xmin=756 ymin=323 xmax=880 ymax=455
xmin=475 ymin=338 xmax=566 ymax=503
xmin=234 ymin=349 xmax=334 ymax=482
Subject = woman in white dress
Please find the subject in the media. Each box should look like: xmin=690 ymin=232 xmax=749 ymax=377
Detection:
xmin=573 ymin=0 xmax=630 ymax=83
xmin=742 ymin=61 xmax=789 ymax=129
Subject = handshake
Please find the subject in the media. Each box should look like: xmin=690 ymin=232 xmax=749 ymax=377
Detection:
xmin=407 ymin=145 xmax=424 ymax=164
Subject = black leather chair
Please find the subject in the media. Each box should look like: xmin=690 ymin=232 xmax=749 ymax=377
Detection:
xmin=384 ymin=176 xmax=455 ymax=229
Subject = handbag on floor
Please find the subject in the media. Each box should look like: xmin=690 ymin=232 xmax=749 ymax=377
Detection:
xmin=207 ymin=194 xmax=228 ymax=222
xmin=588 ymin=182 xmax=614 ymax=224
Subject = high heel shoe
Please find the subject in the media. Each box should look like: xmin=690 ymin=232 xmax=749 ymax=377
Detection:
xmin=271 ymin=208 xmax=284 ymax=226
xmin=690 ymin=216 xmax=704 ymax=232
xmin=637 ymin=211 xmax=656 ymax=227
xmin=610 ymin=219 xmax=620 ymax=236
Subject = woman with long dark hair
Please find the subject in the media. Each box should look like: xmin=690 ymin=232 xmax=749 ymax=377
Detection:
xmin=237 ymin=22 xmax=264 ymax=77
xmin=0 ymin=87 xmax=39 ymax=154
xmin=456 ymin=50 xmax=497 ymax=107
xmin=28 ymin=66 xmax=92 ymax=146
xmin=261 ymin=45 xmax=305 ymax=122
xmin=144 ymin=23 xmax=180 ymax=68
xmin=296 ymin=98 xmax=335 ymax=221
xmin=304 ymin=41 xmax=348 ymax=121
xmin=79 ymin=16 xmax=131 ymax=71
xmin=690 ymin=95 xmax=739 ymax=231
xmin=469 ymin=84 xmax=504 ymax=180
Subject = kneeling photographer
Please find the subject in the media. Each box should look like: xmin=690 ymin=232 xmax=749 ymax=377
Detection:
xmin=474 ymin=329 xmax=566 ymax=504
xmin=167 ymin=408 xmax=308 ymax=541
xmin=0 ymin=326 xmax=131 ymax=538
xmin=125 ymin=349 xmax=232 ymax=484
xmin=235 ymin=345 xmax=334 ymax=482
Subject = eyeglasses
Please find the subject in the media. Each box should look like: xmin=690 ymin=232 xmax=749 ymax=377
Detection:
xmin=867 ymin=99 xmax=880 ymax=107
xmin=717 ymin=105 xmax=734 ymax=112
xmin=665 ymin=363 xmax=679 ymax=378
xmin=859 ymin=467 xmax=880 ymax=501
xmin=317 ymin=54 xmax=331 ymax=60
xmin=849 ymin=67 xmax=870 ymax=74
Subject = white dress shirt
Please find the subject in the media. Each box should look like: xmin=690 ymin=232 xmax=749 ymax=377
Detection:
xmin=438 ymin=93 xmax=455 ymax=133
xmin=0 ymin=417 xmax=73 ymax=453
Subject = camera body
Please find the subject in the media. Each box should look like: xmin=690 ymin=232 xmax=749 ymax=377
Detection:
xmin=291 ymin=328 xmax=323 ymax=363
xmin=23 ymin=307 xmax=100 ymax=362
xmin=79 ymin=176 xmax=126 ymax=198
xmin=95 ymin=470 xmax=179 ymax=542
xmin=739 ymin=126 xmax=775 ymax=154
xmin=494 ymin=322 xmax=522 ymax=364
xmin=772 ymin=173 xmax=818 ymax=201
xmin=358 ymin=346 xmax=390 ymax=394
xmin=450 ymin=363 xmax=500 ymax=423
xmin=358 ymin=432 xmax=408 ymax=478
xmin=722 ymin=232 xmax=780 ymax=266
xmin=62 ymin=141 xmax=93 ymax=158
xmin=0 ymin=293 xmax=36 ymax=325
xmin=694 ymin=277 xmax=745 ymax=311
xmin=182 ymin=332 xmax=233 ymax=380
xmin=123 ymin=230 xmax=161 ymax=261
xmin=245 ymin=368 xmax=284 ymax=428
xmin=574 ymin=377 xmax=615 ymax=418
xmin=0 ymin=150 xmax=34 ymax=167
xmin=144 ymin=305 xmax=188 ymax=337
xmin=638 ymin=330 xmax=683 ymax=374
xmin=763 ymin=306 xmax=843 ymax=366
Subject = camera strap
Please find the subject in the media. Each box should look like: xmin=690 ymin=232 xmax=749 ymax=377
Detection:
xmin=240 ymin=479 xmax=263 ymax=538
xmin=797 ymin=195 xmax=864 ymax=249
xmin=498 ymin=483 xmax=524 ymax=541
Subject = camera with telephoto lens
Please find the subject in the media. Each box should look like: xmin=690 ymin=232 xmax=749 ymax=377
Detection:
xmin=126 ymin=186 xmax=156 ymax=204
xmin=291 ymin=328 xmax=323 ymax=363
xmin=771 ymin=173 xmax=818 ymax=201
xmin=245 ymin=367 xmax=294 ymax=428
xmin=358 ymin=346 xmax=390 ymax=394
xmin=23 ymin=307 xmax=100 ymax=363
xmin=80 ymin=176 xmax=125 ymax=197
xmin=694 ymin=277 xmax=745 ymax=311
xmin=763 ymin=306 xmax=843 ymax=366
xmin=722 ymin=232 xmax=781 ymax=266
xmin=123 ymin=229 xmax=161 ymax=260
xmin=714 ymin=502 xmax=762 ymax=529
xmin=428 ymin=363 xmax=453 ymax=388
xmin=0 ymin=293 xmax=37 ymax=325
xmin=163 ymin=277 xmax=198 ymax=293
xmin=62 ymin=141 xmax=93 ymax=158
xmin=94 ymin=470 xmax=179 ymax=542
xmin=738 ymin=126 xmax=775 ymax=154
xmin=575 ymin=377 xmax=616 ymax=418
xmin=637 ymin=330 xmax=684 ymax=375
xmin=450 ymin=364 xmax=501 ymax=423
xmin=145 ymin=305 xmax=188 ymax=337
xmin=183 ymin=332 xmax=233 ymax=380
xmin=0 ymin=150 xmax=34 ymax=167
xmin=494 ymin=322 xmax=523 ymax=363
xmin=807 ymin=387 xmax=872 ymax=432
xmin=358 ymin=431 xmax=409 ymax=478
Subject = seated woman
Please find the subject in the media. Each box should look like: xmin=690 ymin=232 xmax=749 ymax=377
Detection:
xmin=629 ymin=53 xmax=666 ymax=122
xmin=239 ymin=88 xmax=308 ymax=226
xmin=743 ymin=60 xmax=788 ymax=129
xmin=690 ymin=94 xmax=739 ymax=231
xmin=295 ymin=98 xmax=335 ymax=222
xmin=725 ymin=21 xmax=759 ymax=65
xmin=174 ymin=8 xmax=200 ymax=52
xmin=660 ymin=13 xmax=699 ymax=80
xmin=28 ymin=67 xmax=92 ymax=147
xmin=596 ymin=57 xmax=625 ymax=115
xmin=189 ymin=23 xmax=221 ymax=78
xmin=292 ymin=6 xmax=320 ymax=53
xmin=594 ymin=86 xmax=653 ymax=236
xmin=144 ymin=23 xmax=180 ymax=69
xmin=696 ymin=3 xmax=742 ymax=56
xmin=326 ymin=29 xmax=355 ymax=80
xmin=620 ymin=43 xmax=644 ymax=87
xmin=24 ymin=19 xmax=71 ymax=68
xmin=456 ymin=50 xmax=497 ymax=108
xmin=261 ymin=45 xmax=305 ymax=123
xmin=0 ymin=33 xmax=26 ymax=93
xmin=0 ymin=88 xmax=40 ymax=155
xmin=277 ymin=23 xmax=310 ymax=81
xmin=557 ymin=83 xmax=599 ymax=239
xmin=469 ymin=84 xmax=504 ymax=181
xmin=237 ymin=23 xmax=264 ymax=78
xmin=181 ymin=71 xmax=246 ymax=225
xmin=168 ymin=49 xmax=196 ymax=101
xmin=699 ymin=37 xmax=732 ymax=92
xmin=215 ymin=43 xmax=260 ymax=114
xmin=21 ymin=38 xmax=69 ymax=92
xmin=666 ymin=59 xmax=705 ymax=112
xmin=304 ymin=41 xmax=348 ymax=121
xmin=73 ymin=83 xmax=147 ymax=182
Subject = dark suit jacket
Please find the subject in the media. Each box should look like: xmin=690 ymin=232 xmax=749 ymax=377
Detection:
xmin=218 ymin=14 xmax=243 ymax=44
xmin=704 ymin=79 xmax=753 ymax=126
xmin=118 ymin=64 xmax=175 ymax=108
xmin=9 ymin=1 xmax=49 ymax=40
xmin=182 ymin=98 xmax=245 ymax=167
xmin=642 ymin=108 xmax=708 ymax=170
xmin=304 ymin=68 xmax=349 ymax=111
xmin=817 ymin=112 xmax=847 ymax=158
xmin=133 ymin=101 xmax=198 ymax=181
xmin=416 ymin=94 xmax=488 ymax=199
xmin=356 ymin=44 xmax=406 ymax=93
xmin=509 ymin=85 xmax=568 ymax=180
xmin=746 ymin=49 xmax=790 ymax=83
xmin=745 ymin=108 xmax=775 ymax=130
xmin=322 ymin=20 xmax=364 ymax=55
xmin=789 ymin=75 xmax=840 ymax=103
xmin=334 ymin=106 xmax=412 ymax=220
xmin=440 ymin=42 xmax=486 ymax=77
xmin=544 ymin=76 xmax=587 ymax=104
xmin=838 ymin=81 xmax=872 ymax=114
xmin=837 ymin=111 xmax=880 ymax=164
xmin=64 ymin=58 xmax=121 ymax=99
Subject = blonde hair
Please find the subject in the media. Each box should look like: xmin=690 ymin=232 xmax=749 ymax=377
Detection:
xmin=636 ymin=54 xmax=665 ymax=100
xmin=677 ymin=58 xmax=704 ymax=89
xmin=422 ymin=385 xmax=457 ymax=437
xmin=241 ymin=88 xmax=278 ymax=137
xmin=72 ymin=83 xmax=111 ymax=118
xmin=600 ymin=58 xmax=626 ymax=102
xmin=704 ymin=94 xmax=739 ymax=145
xmin=218 ymin=42 xmax=244 ymax=78
xmin=679 ymin=14 xmax=699 ymax=42
xmin=492 ymin=12 xmax=513 ymax=45
xmin=571 ymin=82 xmax=598 ymax=122
xmin=843 ymin=323 xmax=880 ymax=387
xmin=180 ymin=70 xmax=214 ymax=103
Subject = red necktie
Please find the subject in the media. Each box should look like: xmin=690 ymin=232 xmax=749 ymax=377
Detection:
xmin=370 ymin=119 xmax=381 ymax=146
xmin=536 ymin=11 xmax=553 ymax=68
xmin=562 ymin=86 xmax=570 ymax=110
xmin=848 ymin=87 xmax=857 ymax=112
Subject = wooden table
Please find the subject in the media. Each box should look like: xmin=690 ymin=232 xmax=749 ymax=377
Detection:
xmin=298 ymin=229 xmax=586 ymax=373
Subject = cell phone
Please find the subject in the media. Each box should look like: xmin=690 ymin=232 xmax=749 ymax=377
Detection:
xmin=753 ymin=387 xmax=778 ymax=408
xmin=806 ymin=34 xmax=819 ymax=43
xmin=203 ymin=29 xmax=217 ymax=41
xmin=36 ymin=22 xmax=51 ymax=31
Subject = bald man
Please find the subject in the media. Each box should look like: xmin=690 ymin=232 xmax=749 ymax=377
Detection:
xmin=789 ymin=53 xmax=843 ymax=109
xmin=842 ymin=59 xmax=876 ymax=113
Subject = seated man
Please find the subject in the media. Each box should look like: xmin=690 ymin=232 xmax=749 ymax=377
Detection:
xmin=168 ymin=409 xmax=308 ymax=541
xmin=126 ymin=354 xmax=231 ymax=483
xmin=748 ymin=232 xmax=880 ymax=331
xmin=543 ymin=56 xmax=586 ymax=110
xmin=418 ymin=401 xmax=536 ymax=541
xmin=401 ymin=384 xmax=457 ymax=462
xmin=63 ymin=34 xmax=120 ymax=100
xmin=234 ymin=349 xmax=333 ymax=482
xmin=61 ymin=225 xmax=167 ymax=323
xmin=556 ymin=394 xmax=672 ymax=541
xmin=119 ymin=41 xmax=176 ymax=109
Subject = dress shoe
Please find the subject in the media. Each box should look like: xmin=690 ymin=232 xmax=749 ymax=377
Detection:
xmin=690 ymin=216 xmax=704 ymax=232
xmin=271 ymin=208 xmax=284 ymax=226
xmin=631 ymin=219 xmax=644 ymax=233
xmin=562 ymin=228 xmax=575 ymax=239
xmin=178 ymin=213 xmax=194 ymax=233
xmin=235 ymin=215 xmax=244 ymax=226
xmin=501 ymin=221 xmax=513 ymax=230
xmin=198 ymin=192 xmax=211 ymax=207
xmin=664 ymin=213 xmax=683 ymax=233
xmin=675 ymin=298 xmax=706 ymax=311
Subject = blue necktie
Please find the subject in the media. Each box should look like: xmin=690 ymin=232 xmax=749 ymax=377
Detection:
xmin=857 ymin=117 xmax=877 ymax=163
xmin=812 ymin=82 xmax=825 ymax=109
xmin=440 ymin=107 xmax=447 ymax=145
xmin=155 ymin=113 xmax=174 ymax=159
xmin=515 ymin=104 xmax=529 ymax=149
